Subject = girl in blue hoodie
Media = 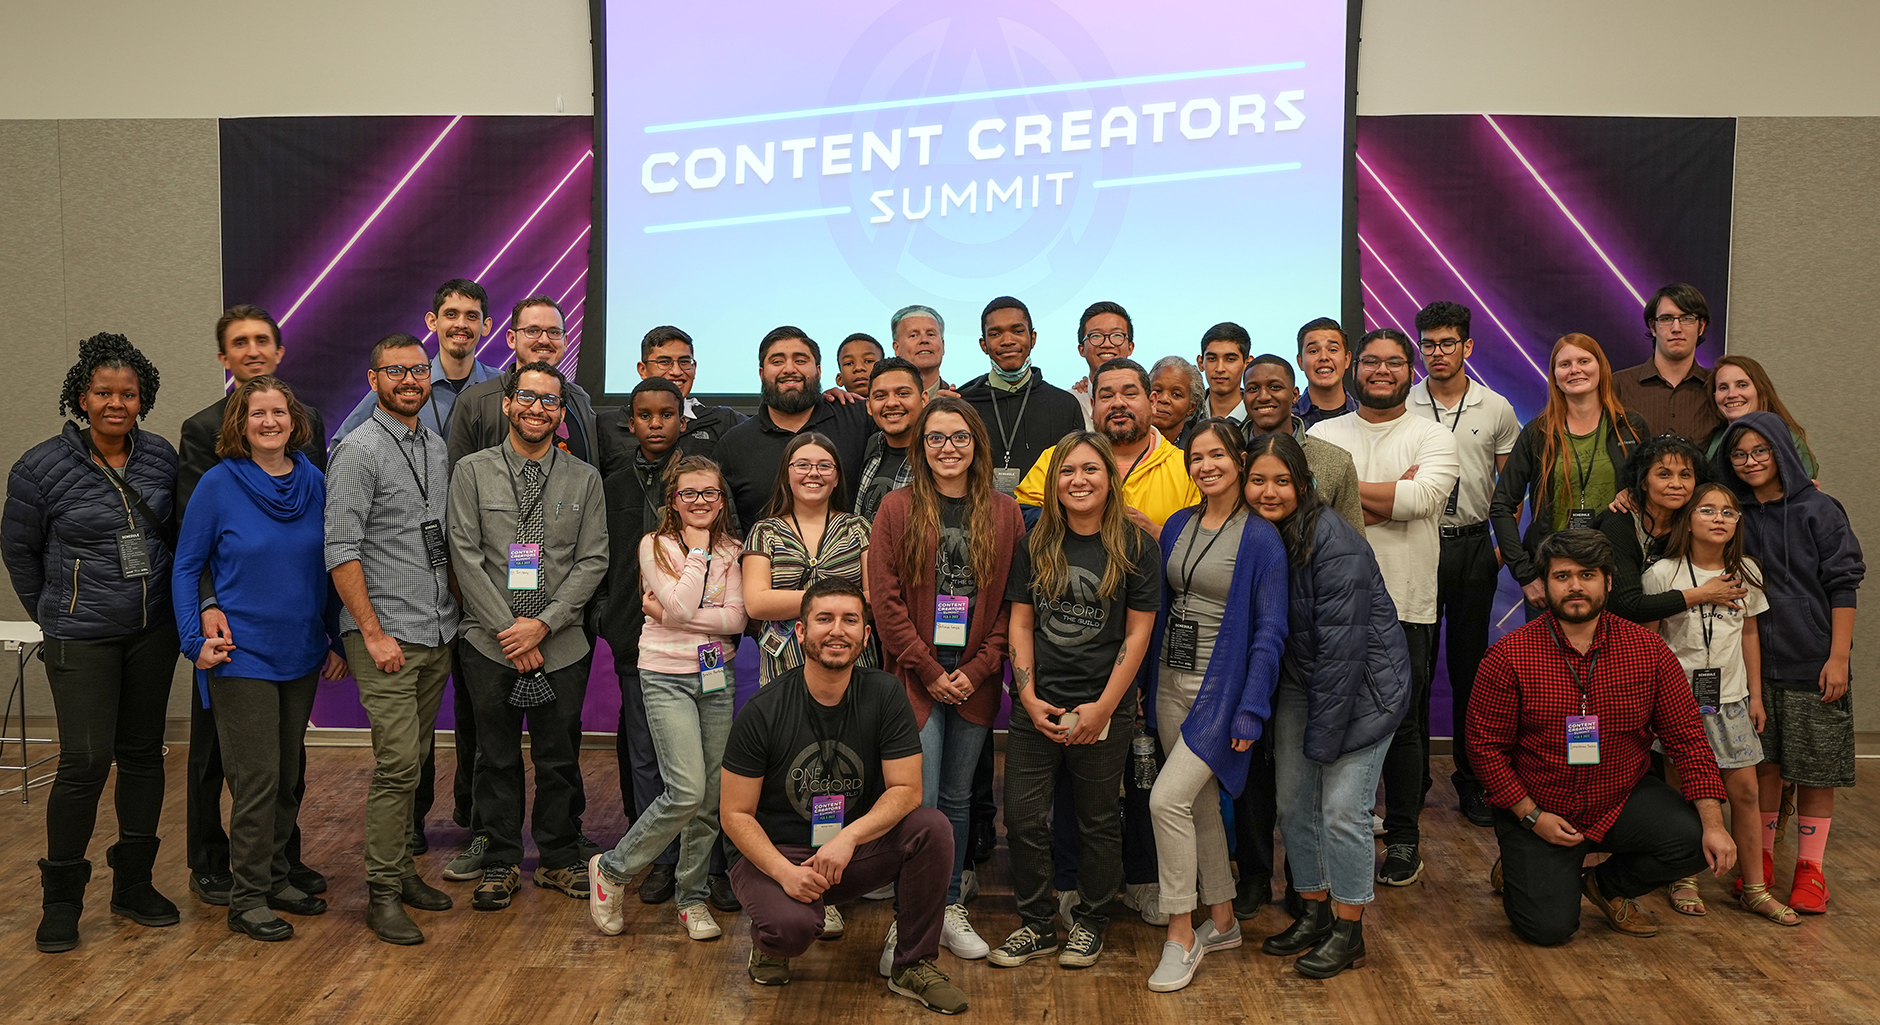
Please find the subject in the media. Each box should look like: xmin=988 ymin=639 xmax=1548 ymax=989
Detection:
xmin=1716 ymin=410 xmax=1863 ymax=914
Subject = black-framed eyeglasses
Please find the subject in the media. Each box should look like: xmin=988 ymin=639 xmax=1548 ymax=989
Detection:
xmin=510 ymin=389 xmax=564 ymax=410
xmin=1652 ymin=313 xmax=1702 ymax=327
xmin=674 ymin=488 xmax=724 ymax=504
xmin=924 ymin=431 xmax=974 ymax=449
xmin=1729 ymin=445 xmax=1773 ymax=465
xmin=374 ymin=362 xmax=432 ymax=379
xmin=787 ymin=459 xmax=837 ymax=475
xmin=515 ymin=325 xmax=566 ymax=341
xmin=1356 ymin=356 xmax=1410 ymax=371
xmin=1417 ymin=338 xmax=1461 ymax=354
xmin=1081 ymin=329 xmax=1130 ymax=345
xmin=647 ymin=356 xmax=696 ymax=370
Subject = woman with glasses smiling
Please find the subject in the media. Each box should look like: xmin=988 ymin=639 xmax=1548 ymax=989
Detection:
xmin=868 ymin=397 xmax=1025 ymax=969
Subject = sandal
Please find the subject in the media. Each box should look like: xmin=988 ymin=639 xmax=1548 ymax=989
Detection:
xmin=1667 ymin=877 xmax=1707 ymax=916
xmin=1739 ymin=882 xmax=1800 ymax=926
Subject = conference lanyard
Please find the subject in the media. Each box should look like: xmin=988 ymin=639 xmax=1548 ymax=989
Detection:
xmin=988 ymin=380 xmax=1033 ymax=468
xmin=1428 ymin=381 xmax=1466 ymax=514
xmin=1553 ymin=626 xmax=1599 ymax=716
xmin=1173 ymin=512 xmax=1231 ymax=617
xmin=506 ymin=446 xmax=559 ymax=525
xmin=1688 ymin=560 xmax=1716 ymax=666
xmin=374 ymin=418 xmax=431 ymax=504
xmin=807 ymin=680 xmax=854 ymax=780
xmin=1119 ymin=433 xmax=1151 ymax=485
xmin=1567 ymin=422 xmax=1603 ymax=509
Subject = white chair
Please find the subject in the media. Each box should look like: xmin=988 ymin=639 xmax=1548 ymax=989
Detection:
xmin=0 ymin=621 xmax=56 ymax=802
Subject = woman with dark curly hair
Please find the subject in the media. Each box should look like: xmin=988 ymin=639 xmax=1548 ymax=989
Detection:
xmin=1 ymin=333 xmax=181 ymax=953
xmin=1594 ymin=434 xmax=1747 ymax=628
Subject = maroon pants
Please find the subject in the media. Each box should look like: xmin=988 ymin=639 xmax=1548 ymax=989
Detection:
xmin=731 ymin=806 xmax=952 ymax=972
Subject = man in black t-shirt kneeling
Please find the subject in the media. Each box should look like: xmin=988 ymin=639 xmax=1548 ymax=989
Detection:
xmin=722 ymin=578 xmax=968 ymax=1015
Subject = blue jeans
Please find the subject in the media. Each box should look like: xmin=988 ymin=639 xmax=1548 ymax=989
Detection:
xmin=598 ymin=667 xmax=733 ymax=909
xmin=918 ymin=704 xmax=988 ymax=905
xmin=1273 ymin=681 xmax=1391 ymax=905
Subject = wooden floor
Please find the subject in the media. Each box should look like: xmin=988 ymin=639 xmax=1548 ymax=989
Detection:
xmin=0 ymin=746 xmax=1875 ymax=1025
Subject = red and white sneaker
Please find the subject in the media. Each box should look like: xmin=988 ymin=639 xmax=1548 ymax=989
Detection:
xmin=1788 ymin=859 xmax=1830 ymax=914
xmin=680 ymin=903 xmax=722 ymax=940
xmin=589 ymin=854 xmax=625 ymax=935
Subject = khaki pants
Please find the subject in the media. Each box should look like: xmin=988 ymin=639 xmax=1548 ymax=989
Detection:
xmin=345 ymin=633 xmax=452 ymax=885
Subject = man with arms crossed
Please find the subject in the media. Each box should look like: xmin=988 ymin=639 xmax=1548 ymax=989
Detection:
xmin=723 ymin=578 xmax=967 ymax=1015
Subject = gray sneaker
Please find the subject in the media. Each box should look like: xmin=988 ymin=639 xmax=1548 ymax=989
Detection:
xmin=1146 ymin=939 xmax=1203 ymax=992
xmin=442 ymin=834 xmax=491 ymax=881
xmin=888 ymin=959 xmax=968 ymax=1015
xmin=1196 ymin=918 xmax=1243 ymax=953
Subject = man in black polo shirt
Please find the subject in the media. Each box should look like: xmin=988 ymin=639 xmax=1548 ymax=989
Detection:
xmin=713 ymin=325 xmax=874 ymax=534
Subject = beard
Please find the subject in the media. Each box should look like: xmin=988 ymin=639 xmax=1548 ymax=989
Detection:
xmin=380 ymin=382 xmax=428 ymax=416
xmin=511 ymin=413 xmax=559 ymax=446
xmin=804 ymin=632 xmax=863 ymax=671
xmin=763 ymin=372 xmax=821 ymax=415
xmin=1548 ymin=590 xmax=1606 ymax=624
xmin=1357 ymin=378 xmax=1412 ymax=410
xmin=1100 ymin=409 xmax=1146 ymax=446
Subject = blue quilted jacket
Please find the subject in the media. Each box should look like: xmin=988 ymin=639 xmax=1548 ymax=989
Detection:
xmin=1283 ymin=510 xmax=1411 ymax=764
xmin=3 ymin=422 xmax=178 ymax=639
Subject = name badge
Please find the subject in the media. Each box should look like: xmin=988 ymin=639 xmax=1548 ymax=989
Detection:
xmin=1444 ymin=482 xmax=1460 ymax=517
xmin=810 ymin=794 xmax=845 ymax=847
xmin=507 ymin=543 xmax=541 ymax=590
xmin=698 ymin=641 xmax=727 ymax=693
xmin=1165 ymin=618 xmax=1199 ymax=671
xmin=759 ymin=620 xmax=794 ymax=658
xmin=115 ymin=527 xmax=153 ymax=579
xmin=993 ymin=466 xmax=1023 ymax=497
xmin=1691 ymin=667 xmax=1723 ymax=715
xmin=934 ymin=595 xmax=970 ymax=647
xmin=1567 ymin=509 xmax=1595 ymax=530
xmin=420 ymin=519 xmax=450 ymax=568
xmin=1566 ymin=714 xmax=1600 ymax=765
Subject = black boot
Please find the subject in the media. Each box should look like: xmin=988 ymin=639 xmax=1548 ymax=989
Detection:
xmin=368 ymin=883 xmax=425 ymax=945
xmin=1295 ymin=916 xmax=1365 ymax=978
xmin=1261 ymin=896 xmax=1334 ymax=955
xmin=1234 ymin=872 xmax=1271 ymax=920
xmin=36 ymin=858 xmax=91 ymax=953
xmin=106 ymin=839 xmax=179 ymax=927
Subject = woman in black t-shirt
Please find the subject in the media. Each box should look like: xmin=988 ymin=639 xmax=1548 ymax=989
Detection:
xmin=989 ymin=430 xmax=1161 ymax=971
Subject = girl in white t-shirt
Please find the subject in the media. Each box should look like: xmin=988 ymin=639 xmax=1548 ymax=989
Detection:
xmin=1643 ymin=482 xmax=1795 ymax=926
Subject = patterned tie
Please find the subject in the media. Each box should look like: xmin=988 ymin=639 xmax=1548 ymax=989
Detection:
xmin=508 ymin=459 xmax=554 ymax=708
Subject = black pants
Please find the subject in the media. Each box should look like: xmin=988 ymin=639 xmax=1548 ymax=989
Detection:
xmin=1232 ymin=729 xmax=1277 ymax=880
xmin=1008 ymin=708 xmax=1131 ymax=935
xmin=1052 ymin=726 xmax=1163 ymax=891
xmin=187 ymin=679 xmax=308 ymax=874
xmin=1493 ymin=773 xmax=1708 ymax=946
xmin=1380 ymin=620 xmax=1437 ymax=847
xmin=613 ymin=662 xmax=678 ymax=866
xmin=458 ymin=643 xmax=589 ymax=869
xmin=1436 ymin=530 xmax=1498 ymax=793
xmin=43 ymin=626 xmax=177 ymax=861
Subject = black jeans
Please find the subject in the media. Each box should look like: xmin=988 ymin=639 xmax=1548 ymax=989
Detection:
xmin=613 ymin=662 xmax=678 ymax=866
xmin=42 ymin=626 xmax=177 ymax=861
xmin=1052 ymin=725 xmax=1163 ymax=892
xmin=187 ymin=680 xmax=308 ymax=875
xmin=458 ymin=643 xmax=589 ymax=869
xmin=1380 ymin=620 xmax=1437 ymax=847
xmin=207 ymin=673 xmax=318 ymax=912
xmin=1436 ymin=530 xmax=1498 ymax=793
xmin=1008 ymin=707 xmax=1131 ymax=936
xmin=1493 ymin=773 xmax=1708 ymax=946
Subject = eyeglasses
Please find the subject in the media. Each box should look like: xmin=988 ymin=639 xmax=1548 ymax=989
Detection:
xmin=674 ymin=488 xmax=723 ymax=504
xmin=510 ymin=388 xmax=564 ymax=410
xmin=1729 ymin=445 xmax=1773 ymax=465
xmin=1356 ymin=356 xmax=1410 ymax=372
xmin=374 ymin=362 xmax=431 ymax=379
xmin=788 ymin=460 xmax=837 ymax=475
xmin=1693 ymin=505 xmax=1741 ymax=521
xmin=1417 ymin=339 xmax=1461 ymax=354
xmin=1081 ymin=330 xmax=1130 ymax=345
xmin=924 ymin=431 xmax=974 ymax=450
xmin=1653 ymin=313 xmax=1702 ymax=327
xmin=515 ymin=325 xmax=566 ymax=341
xmin=646 ymin=356 xmax=696 ymax=370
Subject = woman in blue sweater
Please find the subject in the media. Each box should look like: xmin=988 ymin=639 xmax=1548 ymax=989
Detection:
xmin=1141 ymin=420 xmax=1286 ymax=992
xmin=171 ymin=377 xmax=344 ymax=942
xmin=1246 ymin=433 xmax=1410 ymax=979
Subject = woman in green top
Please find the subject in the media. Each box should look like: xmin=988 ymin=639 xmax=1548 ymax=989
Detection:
xmin=1707 ymin=355 xmax=1820 ymax=481
xmin=1489 ymin=334 xmax=1648 ymax=615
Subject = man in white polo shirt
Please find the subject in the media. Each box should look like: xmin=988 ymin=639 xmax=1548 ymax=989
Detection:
xmin=1408 ymin=302 xmax=1521 ymax=830
xmin=1308 ymin=328 xmax=1459 ymax=889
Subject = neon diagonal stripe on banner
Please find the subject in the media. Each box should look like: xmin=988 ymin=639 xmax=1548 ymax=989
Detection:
xmin=1481 ymin=114 xmax=1644 ymax=307
xmin=474 ymin=225 xmax=593 ymax=361
xmin=1359 ymin=232 xmax=1422 ymax=310
xmin=1360 ymin=279 xmax=1409 ymax=334
xmin=644 ymin=63 xmax=1306 ymax=133
xmin=280 ymin=116 xmax=461 ymax=326
xmin=1093 ymin=162 xmax=1300 ymax=189
xmin=644 ymin=206 xmax=851 ymax=234
xmin=1357 ymin=151 xmax=1546 ymax=381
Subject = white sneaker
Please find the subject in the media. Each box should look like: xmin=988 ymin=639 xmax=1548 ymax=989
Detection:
xmin=1057 ymin=889 xmax=1077 ymax=929
xmin=959 ymin=867 xmax=980 ymax=903
xmin=1146 ymin=938 xmax=1203 ymax=992
xmin=878 ymin=922 xmax=898 ymax=977
xmin=941 ymin=903 xmax=989 ymax=959
xmin=821 ymin=903 xmax=845 ymax=939
xmin=1372 ymin=813 xmax=1386 ymax=837
xmin=588 ymin=854 xmax=625 ymax=936
xmin=864 ymin=882 xmax=896 ymax=900
xmin=679 ymin=903 xmax=721 ymax=940
xmin=1123 ymin=883 xmax=1170 ymax=926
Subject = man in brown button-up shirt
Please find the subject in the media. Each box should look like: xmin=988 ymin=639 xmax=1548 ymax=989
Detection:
xmin=1613 ymin=283 xmax=1723 ymax=444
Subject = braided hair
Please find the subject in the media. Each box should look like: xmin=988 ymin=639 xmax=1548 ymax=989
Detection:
xmin=59 ymin=332 xmax=161 ymax=421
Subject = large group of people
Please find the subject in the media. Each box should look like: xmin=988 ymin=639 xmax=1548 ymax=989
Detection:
xmin=0 ymin=278 xmax=1862 ymax=1013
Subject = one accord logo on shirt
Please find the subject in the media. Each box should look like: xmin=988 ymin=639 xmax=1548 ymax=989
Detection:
xmin=1034 ymin=564 xmax=1108 ymax=647
xmin=786 ymin=741 xmax=865 ymax=821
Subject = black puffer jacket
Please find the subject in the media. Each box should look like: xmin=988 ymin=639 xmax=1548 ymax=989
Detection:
xmin=2 ymin=423 xmax=178 ymax=639
xmin=1282 ymin=509 xmax=1411 ymax=764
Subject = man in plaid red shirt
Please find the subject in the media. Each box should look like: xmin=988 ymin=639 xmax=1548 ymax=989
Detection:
xmin=1467 ymin=529 xmax=1733 ymax=945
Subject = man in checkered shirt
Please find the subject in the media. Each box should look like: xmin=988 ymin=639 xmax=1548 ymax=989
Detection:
xmin=1467 ymin=529 xmax=1733 ymax=945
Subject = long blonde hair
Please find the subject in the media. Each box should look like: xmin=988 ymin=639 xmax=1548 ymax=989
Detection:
xmin=1027 ymin=431 xmax=1139 ymax=600
xmin=650 ymin=455 xmax=737 ymax=578
xmin=1538 ymin=333 xmax=1642 ymax=507
xmin=896 ymin=397 xmax=999 ymax=589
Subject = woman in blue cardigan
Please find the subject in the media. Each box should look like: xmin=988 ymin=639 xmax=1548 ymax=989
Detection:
xmin=1140 ymin=420 xmax=1287 ymax=993
xmin=1246 ymin=433 xmax=1410 ymax=979
xmin=171 ymin=377 xmax=344 ymax=942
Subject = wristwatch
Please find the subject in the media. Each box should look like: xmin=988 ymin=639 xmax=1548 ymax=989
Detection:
xmin=1518 ymin=807 xmax=1544 ymax=831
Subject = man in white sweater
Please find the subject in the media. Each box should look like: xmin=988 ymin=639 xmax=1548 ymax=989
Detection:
xmin=1307 ymin=328 xmax=1459 ymax=888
